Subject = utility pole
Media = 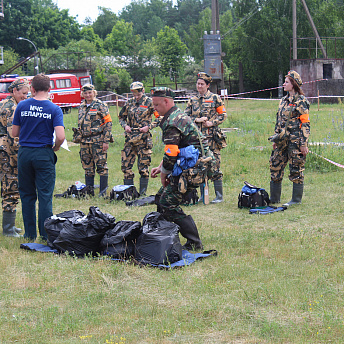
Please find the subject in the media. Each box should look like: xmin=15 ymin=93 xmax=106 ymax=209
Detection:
xmin=203 ymin=0 xmax=224 ymax=94
xmin=293 ymin=0 xmax=327 ymax=59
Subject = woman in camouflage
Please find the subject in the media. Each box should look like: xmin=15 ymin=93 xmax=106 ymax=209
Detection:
xmin=185 ymin=72 xmax=227 ymax=203
xmin=269 ymin=70 xmax=310 ymax=206
xmin=0 ymin=78 xmax=30 ymax=237
xmin=76 ymin=84 xmax=112 ymax=197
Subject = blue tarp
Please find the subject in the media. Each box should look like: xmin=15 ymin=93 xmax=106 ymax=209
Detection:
xmin=20 ymin=243 xmax=217 ymax=269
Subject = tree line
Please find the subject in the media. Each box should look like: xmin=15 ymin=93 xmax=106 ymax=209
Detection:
xmin=1 ymin=0 xmax=344 ymax=95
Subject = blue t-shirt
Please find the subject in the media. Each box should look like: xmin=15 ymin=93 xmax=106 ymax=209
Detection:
xmin=13 ymin=98 xmax=64 ymax=147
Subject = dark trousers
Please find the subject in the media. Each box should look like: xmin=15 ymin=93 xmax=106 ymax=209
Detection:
xmin=18 ymin=146 xmax=56 ymax=240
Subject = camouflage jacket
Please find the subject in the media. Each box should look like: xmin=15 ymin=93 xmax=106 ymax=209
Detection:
xmin=159 ymin=106 xmax=210 ymax=173
xmin=274 ymin=93 xmax=310 ymax=146
xmin=0 ymin=95 xmax=19 ymax=151
xmin=78 ymin=98 xmax=112 ymax=144
xmin=185 ymin=90 xmax=227 ymax=137
xmin=119 ymin=95 xmax=156 ymax=129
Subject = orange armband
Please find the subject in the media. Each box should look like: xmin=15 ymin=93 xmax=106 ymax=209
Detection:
xmin=101 ymin=114 xmax=112 ymax=126
xmin=299 ymin=113 xmax=310 ymax=124
xmin=216 ymin=105 xmax=225 ymax=114
xmin=164 ymin=145 xmax=180 ymax=157
xmin=154 ymin=111 xmax=160 ymax=118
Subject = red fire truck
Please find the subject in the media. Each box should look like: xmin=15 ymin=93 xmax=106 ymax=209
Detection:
xmin=0 ymin=73 xmax=91 ymax=113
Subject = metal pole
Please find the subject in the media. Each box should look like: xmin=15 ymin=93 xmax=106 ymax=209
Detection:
xmin=293 ymin=0 xmax=297 ymax=60
xmin=17 ymin=37 xmax=39 ymax=74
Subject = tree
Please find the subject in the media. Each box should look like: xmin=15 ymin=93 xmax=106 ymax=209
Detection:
xmin=103 ymin=20 xmax=136 ymax=56
xmin=155 ymin=26 xmax=187 ymax=78
xmin=92 ymin=7 xmax=118 ymax=40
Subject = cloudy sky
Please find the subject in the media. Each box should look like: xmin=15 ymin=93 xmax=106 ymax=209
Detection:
xmin=54 ymin=0 xmax=132 ymax=24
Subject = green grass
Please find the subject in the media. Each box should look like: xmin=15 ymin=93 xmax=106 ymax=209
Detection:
xmin=1 ymin=100 xmax=344 ymax=343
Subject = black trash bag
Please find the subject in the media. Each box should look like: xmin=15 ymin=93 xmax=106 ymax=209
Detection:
xmin=44 ymin=210 xmax=86 ymax=249
xmin=100 ymin=220 xmax=142 ymax=259
xmin=53 ymin=206 xmax=116 ymax=256
xmin=135 ymin=212 xmax=182 ymax=265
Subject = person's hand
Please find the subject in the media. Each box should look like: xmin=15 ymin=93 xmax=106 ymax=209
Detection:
xmin=300 ymin=146 xmax=309 ymax=156
xmin=151 ymin=166 xmax=161 ymax=178
xmin=203 ymin=121 xmax=213 ymax=127
xmin=139 ymin=126 xmax=149 ymax=133
xmin=53 ymin=145 xmax=60 ymax=152
xmin=125 ymin=125 xmax=131 ymax=133
xmin=273 ymin=143 xmax=277 ymax=150
xmin=103 ymin=142 xmax=109 ymax=152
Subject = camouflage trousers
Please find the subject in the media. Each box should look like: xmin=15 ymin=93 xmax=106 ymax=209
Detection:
xmin=121 ymin=141 xmax=152 ymax=179
xmin=80 ymin=142 xmax=108 ymax=177
xmin=155 ymin=177 xmax=197 ymax=222
xmin=208 ymin=136 xmax=223 ymax=181
xmin=0 ymin=149 xmax=20 ymax=212
xmin=270 ymin=142 xmax=306 ymax=184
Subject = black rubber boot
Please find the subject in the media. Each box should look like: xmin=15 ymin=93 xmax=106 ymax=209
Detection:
xmin=99 ymin=175 xmax=108 ymax=197
xmin=174 ymin=215 xmax=203 ymax=251
xmin=123 ymin=178 xmax=134 ymax=185
xmin=139 ymin=177 xmax=149 ymax=196
xmin=283 ymin=183 xmax=304 ymax=207
xmin=270 ymin=180 xmax=282 ymax=204
xmin=211 ymin=180 xmax=223 ymax=203
xmin=3 ymin=211 xmax=22 ymax=237
xmin=85 ymin=175 xmax=95 ymax=196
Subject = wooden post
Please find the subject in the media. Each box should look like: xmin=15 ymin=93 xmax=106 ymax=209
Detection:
xmin=116 ymin=95 xmax=119 ymax=115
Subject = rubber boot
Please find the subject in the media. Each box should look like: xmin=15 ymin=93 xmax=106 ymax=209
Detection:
xmin=211 ymin=180 xmax=223 ymax=203
xmin=2 ymin=210 xmax=22 ymax=237
xmin=123 ymin=178 xmax=134 ymax=185
xmin=85 ymin=175 xmax=95 ymax=196
xmin=270 ymin=180 xmax=282 ymax=204
xmin=174 ymin=215 xmax=203 ymax=251
xmin=283 ymin=183 xmax=304 ymax=207
xmin=139 ymin=177 xmax=149 ymax=196
xmin=99 ymin=175 xmax=108 ymax=197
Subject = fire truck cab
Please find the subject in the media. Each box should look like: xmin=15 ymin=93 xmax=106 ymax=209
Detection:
xmin=0 ymin=73 xmax=91 ymax=113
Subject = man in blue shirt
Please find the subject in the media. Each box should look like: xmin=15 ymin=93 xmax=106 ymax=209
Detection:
xmin=13 ymin=74 xmax=65 ymax=241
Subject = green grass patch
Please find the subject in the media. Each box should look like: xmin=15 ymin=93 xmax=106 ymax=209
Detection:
xmin=1 ymin=100 xmax=344 ymax=343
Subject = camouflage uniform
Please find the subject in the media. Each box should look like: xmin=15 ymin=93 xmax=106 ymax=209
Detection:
xmin=185 ymin=89 xmax=227 ymax=181
xmin=119 ymin=95 xmax=155 ymax=179
xmin=269 ymin=93 xmax=310 ymax=184
xmin=0 ymin=95 xmax=20 ymax=212
xmin=78 ymin=98 xmax=112 ymax=177
xmin=157 ymin=105 xmax=214 ymax=222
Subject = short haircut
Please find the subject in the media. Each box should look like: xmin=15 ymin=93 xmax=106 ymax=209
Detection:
xmin=31 ymin=74 xmax=51 ymax=92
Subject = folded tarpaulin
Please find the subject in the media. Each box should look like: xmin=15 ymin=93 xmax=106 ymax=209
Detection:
xmin=20 ymin=243 xmax=217 ymax=269
xmin=172 ymin=145 xmax=199 ymax=176
xmin=125 ymin=195 xmax=156 ymax=207
xmin=249 ymin=206 xmax=287 ymax=214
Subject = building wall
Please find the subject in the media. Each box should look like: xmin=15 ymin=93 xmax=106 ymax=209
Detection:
xmin=290 ymin=59 xmax=344 ymax=102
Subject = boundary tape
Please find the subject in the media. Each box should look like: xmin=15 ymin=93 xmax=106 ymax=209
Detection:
xmin=309 ymin=150 xmax=344 ymax=169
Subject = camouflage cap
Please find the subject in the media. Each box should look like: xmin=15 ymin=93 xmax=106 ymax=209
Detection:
xmin=150 ymin=87 xmax=175 ymax=99
xmin=197 ymin=72 xmax=212 ymax=84
xmin=8 ymin=78 xmax=30 ymax=93
xmin=81 ymin=83 xmax=95 ymax=92
xmin=286 ymin=70 xmax=302 ymax=87
xmin=130 ymin=81 xmax=144 ymax=90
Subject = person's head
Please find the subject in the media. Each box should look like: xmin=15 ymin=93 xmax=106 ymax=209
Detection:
xmin=130 ymin=81 xmax=145 ymax=101
xmin=284 ymin=70 xmax=304 ymax=95
xmin=150 ymin=87 xmax=175 ymax=116
xmin=196 ymin=72 xmax=212 ymax=95
xmin=81 ymin=84 xmax=97 ymax=104
xmin=8 ymin=78 xmax=30 ymax=103
xmin=31 ymin=74 xmax=51 ymax=93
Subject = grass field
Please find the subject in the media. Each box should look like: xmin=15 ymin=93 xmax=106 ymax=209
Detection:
xmin=1 ymin=99 xmax=344 ymax=343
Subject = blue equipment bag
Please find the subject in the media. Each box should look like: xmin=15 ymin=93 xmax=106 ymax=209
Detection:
xmin=238 ymin=181 xmax=270 ymax=208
